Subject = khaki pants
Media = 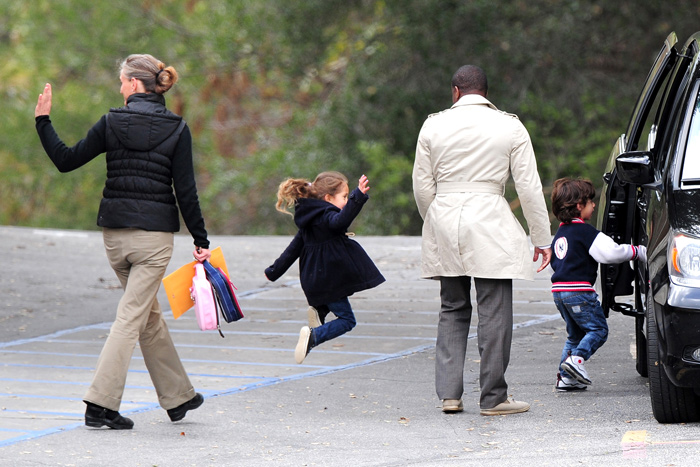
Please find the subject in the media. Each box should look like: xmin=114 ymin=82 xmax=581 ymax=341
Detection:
xmin=83 ymin=228 xmax=195 ymax=411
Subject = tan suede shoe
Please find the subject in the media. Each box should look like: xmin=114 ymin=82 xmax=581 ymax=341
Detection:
xmin=442 ymin=399 xmax=464 ymax=413
xmin=307 ymin=306 xmax=322 ymax=328
xmin=480 ymin=397 xmax=530 ymax=416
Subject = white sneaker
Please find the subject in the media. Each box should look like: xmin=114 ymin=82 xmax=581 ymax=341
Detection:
xmin=294 ymin=326 xmax=313 ymax=364
xmin=561 ymin=355 xmax=592 ymax=385
xmin=555 ymin=372 xmax=587 ymax=392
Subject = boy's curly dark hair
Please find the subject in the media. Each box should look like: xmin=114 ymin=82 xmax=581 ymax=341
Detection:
xmin=551 ymin=178 xmax=596 ymax=223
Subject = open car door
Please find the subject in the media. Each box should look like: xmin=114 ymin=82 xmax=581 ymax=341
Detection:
xmin=597 ymin=32 xmax=679 ymax=315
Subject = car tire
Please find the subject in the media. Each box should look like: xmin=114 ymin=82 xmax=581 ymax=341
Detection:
xmin=635 ymin=313 xmax=648 ymax=377
xmin=646 ymin=289 xmax=700 ymax=423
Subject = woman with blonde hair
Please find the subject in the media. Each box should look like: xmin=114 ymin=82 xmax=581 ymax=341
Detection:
xmin=35 ymin=54 xmax=209 ymax=429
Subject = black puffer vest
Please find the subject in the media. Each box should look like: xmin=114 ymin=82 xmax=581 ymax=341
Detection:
xmin=98 ymin=93 xmax=186 ymax=232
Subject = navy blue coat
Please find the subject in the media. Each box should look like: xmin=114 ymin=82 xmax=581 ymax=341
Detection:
xmin=265 ymin=188 xmax=385 ymax=306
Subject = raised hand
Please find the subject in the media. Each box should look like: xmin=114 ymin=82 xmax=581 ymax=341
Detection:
xmin=35 ymin=83 xmax=53 ymax=117
xmin=358 ymin=174 xmax=370 ymax=194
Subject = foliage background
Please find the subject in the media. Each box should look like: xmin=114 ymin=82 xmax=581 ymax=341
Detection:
xmin=2 ymin=0 xmax=700 ymax=236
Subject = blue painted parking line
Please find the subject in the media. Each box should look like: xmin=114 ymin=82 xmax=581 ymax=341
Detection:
xmin=2 ymin=362 xmax=97 ymax=371
xmin=29 ymin=339 xmax=393 ymax=357
xmin=186 ymin=372 xmax=268 ymax=379
xmin=210 ymin=343 xmax=436 ymax=397
xmin=0 ymin=362 xmax=267 ymax=381
xmin=1 ymin=350 xmax=104 ymax=358
xmin=0 ymin=393 xmax=86 ymax=401
xmin=0 ymin=409 xmax=85 ymax=418
xmin=513 ymin=315 xmax=560 ymax=329
xmin=239 ymin=301 xmax=550 ymax=312
xmin=0 ymin=379 xmax=155 ymax=389
xmin=1 ymin=349 xmax=356 ymax=369
xmin=180 ymin=358 xmax=333 ymax=369
xmin=230 ymin=319 xmax=440 ymax=329
xmin=0 ymin=423 xmax=83 ymax=447
xmin=168 ymin=329 xmax=437 ymax=340
xmin=0 ymin=323 xmax=111 ymax=350
xmin=0 ymin=427 xmax=46 ymax=433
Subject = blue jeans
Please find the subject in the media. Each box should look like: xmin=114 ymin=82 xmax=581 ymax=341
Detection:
xmin=311 ymin=297 xmax=356 ymax=347
xmin=552 ymin=291 xmax=608 ymax=378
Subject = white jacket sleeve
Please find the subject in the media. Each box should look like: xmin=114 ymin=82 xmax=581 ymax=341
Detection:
xmin=509 ymin=121 xmax=552 ymax=248
xmin=412 ymin=122 xmax=436 ymax=220
xmin=589 ymin=232 xmax=646 ymax=264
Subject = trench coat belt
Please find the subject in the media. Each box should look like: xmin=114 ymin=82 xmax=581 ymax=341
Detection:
xmin=435 ymin=181 xmax=505 ymax=195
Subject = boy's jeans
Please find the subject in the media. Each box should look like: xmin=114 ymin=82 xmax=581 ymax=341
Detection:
xmin=552 ymin=291 xmax=608 ymax=378
xmin=312 ymin=297 xmax=356 ymax=347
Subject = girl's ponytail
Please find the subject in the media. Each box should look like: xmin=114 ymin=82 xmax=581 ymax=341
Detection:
xmin=274 ymin=171 xmax=348 ymax=215
xmin=275 ymin=178 xmax=317 ymax=215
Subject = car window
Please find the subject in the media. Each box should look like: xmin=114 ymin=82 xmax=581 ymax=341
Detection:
xmin=638 ymin=72 xmax=675 ymax=156
xmin=651 ymin=63 xmax=692 ymax=171
xmin=681 ymin=83 xmax=700 ymax=185
xmin=639 ymin=106 xmax=660 ymax=154
xmin=625 ymin=33 xmax=678 ymax=151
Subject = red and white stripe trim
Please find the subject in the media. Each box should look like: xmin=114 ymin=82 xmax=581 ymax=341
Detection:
xmin=630 ymin=245 xmax=639 ymax=260
xmin=551 ymin=281 xmax=595 ymax=293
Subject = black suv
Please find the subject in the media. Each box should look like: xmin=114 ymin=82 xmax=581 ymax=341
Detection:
xmin=599 ymin=31 xmax=700 ymax=423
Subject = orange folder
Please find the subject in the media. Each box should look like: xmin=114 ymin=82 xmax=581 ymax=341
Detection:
xmin=162 ymin=246 xmax=230 ymax=319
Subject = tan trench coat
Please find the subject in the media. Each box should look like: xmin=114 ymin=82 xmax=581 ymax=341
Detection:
xmin=412 ymin=94 xmax=551 ymax=280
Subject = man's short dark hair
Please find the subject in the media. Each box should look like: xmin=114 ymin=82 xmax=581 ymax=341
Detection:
xmin=451 ymin=65 xmax=488 ymax=95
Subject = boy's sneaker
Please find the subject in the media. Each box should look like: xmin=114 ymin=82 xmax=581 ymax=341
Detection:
xmin=561 ymin=355 xmax=592 ymax=385
xmin=307 ymin=306 xmax=322 ymax=328
xmin=555 ymin=372 xmax=587 ymax=392
xmin=294 ymin=326 xmax=315 ymax=364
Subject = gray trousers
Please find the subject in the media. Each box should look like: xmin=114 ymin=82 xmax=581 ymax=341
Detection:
xmin=435 ymin=276 xmax=513 ymax=409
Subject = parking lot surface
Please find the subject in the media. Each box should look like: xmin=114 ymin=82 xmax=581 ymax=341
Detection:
xmin=1 ymin=226 xmax=699 ymax=466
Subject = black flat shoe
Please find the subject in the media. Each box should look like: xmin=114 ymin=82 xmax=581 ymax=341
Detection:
xmin=167 ymin=393 xmax=204 ymax=422
xmin=84 ymin=401 xmax=134 ymax=430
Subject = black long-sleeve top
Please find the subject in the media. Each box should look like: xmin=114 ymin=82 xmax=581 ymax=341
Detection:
xmin=35 ymin=93 xmax=209 ymax=248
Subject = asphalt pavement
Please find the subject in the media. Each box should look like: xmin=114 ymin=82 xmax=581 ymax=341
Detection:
xmin=1 ymin=225 xmax=699 ymax=466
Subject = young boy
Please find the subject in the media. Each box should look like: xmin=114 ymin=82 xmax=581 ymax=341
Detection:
xmin=550 ymin=178 xmax=646 ymax=391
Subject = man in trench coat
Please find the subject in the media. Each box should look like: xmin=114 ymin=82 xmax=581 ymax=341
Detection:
xmin=413 ymin=65 xmax=552 ymax=416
